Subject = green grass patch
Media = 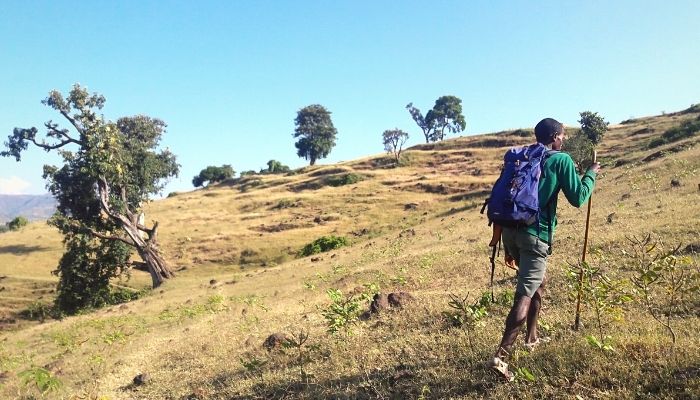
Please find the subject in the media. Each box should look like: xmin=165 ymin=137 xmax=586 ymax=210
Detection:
xmin=299 ymin=235 xmax=348 ymax=257
xmin=324 ymin=173 xmax=363 ymax=187
xmin=648 ymin=118 xmax=700 ymax=148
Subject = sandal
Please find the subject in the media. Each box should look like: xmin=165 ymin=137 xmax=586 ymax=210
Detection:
xmin=487 ymin=356 xmax=515 ymax=382
xmin=524 ymin=336 xmax=551 ymax=352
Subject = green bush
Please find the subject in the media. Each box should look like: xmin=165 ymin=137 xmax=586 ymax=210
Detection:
xmin=299 ymin=235 xmax=348 ymax=257
xmin=512 ymin=129 xmax=532 ymax=137
xmin=20 ymin=301 xmax=54 ymax=322
xmin=648 ymin=119 xmax=700 ymax=148
xmin=18 ymin=367 xmax=62 ymax=396
xmin=321 ymin=288 xmax=362 ymax=334
xmin=680 ymin=104 xmax=700 ymax=114
xmin=192 ymin=164 xmax=235 ymax=187
xmin=562 ymin=132 xmax=595 ymax=174
xmin=107 ymin=286 xmax=145 ymax=305
xmin=261 ymin=159 xmax=291 ymax=174
xmin=7 ymin=215 xmax=29 ymax=231
xmin=325 ymin=173 xmax=363 ymax=187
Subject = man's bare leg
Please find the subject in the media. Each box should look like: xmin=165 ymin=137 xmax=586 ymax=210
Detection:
xmin=495 ymin=293 xmax=531 ymax=358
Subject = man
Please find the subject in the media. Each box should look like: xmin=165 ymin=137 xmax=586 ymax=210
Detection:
xmin=489 ymin=118 xmax=600 ymax=381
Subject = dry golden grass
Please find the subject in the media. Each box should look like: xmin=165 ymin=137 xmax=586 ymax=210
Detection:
xmin=1 ymin=107 xmax=699 ymax=399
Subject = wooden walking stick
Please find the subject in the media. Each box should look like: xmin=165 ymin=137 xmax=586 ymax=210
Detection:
xmin=574 ymin=150 xmax=597 ymax=331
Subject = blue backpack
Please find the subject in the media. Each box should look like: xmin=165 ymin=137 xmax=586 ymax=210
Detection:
xmin=482 ymin=143 xmax=556 ymax=229
xmin=481 ymin=143 xmax=556 ymax=300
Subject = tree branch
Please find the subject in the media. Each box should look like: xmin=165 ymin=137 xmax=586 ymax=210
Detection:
xmin=44 ymin=122 xmax=81 ymax=145
xmin=85 ymin=227 xmax=135 ymax=247
xmin=59 ymin=110 xmax=85 ymax=135
xmin=97 ymin=177 xmax=121 ymax=222
xmin=28 ymin=137 xmax=73 ymax=151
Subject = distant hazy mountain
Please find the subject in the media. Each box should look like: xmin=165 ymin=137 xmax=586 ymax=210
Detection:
xmin=0 ymin=194 xmax=56 ymax=223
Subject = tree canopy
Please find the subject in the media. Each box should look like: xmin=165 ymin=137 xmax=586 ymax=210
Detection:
xmin=1 ymin=84 xmax=179 ymax=313
xmin=192 ymin=165 xmax=235 ymax=187
xmin=294 ymin=105 xmax=337 ymax=166
xmin=382 ymin=128 xmax=409 ymax=163
xmin=406 ymin=103 xmax=435 ymax=144
xmin=562 ymin=132 xmax=595 ymax=174
xmin=406 ymin=95 xmax=466 ymax=143
xmin=426 ymin=96 xmax=466 ymax=141
xmin=578 ymin=111 xmax=609 ymax=145
xmin=563 ymin=111 xmax=608 ymax=173
xmin=263 ymin=159 xmax=290 ymax=174
xmin=7 ymin=216 xmax=29 ymax=231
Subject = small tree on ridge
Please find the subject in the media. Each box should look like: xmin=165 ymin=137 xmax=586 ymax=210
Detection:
xmin=192 ymin=165 xmax=235 ymax=187
xmin=382 ymin=128 xmax=409 ymax=163
xmin=407 ymin=95 xmax=466 ymax=143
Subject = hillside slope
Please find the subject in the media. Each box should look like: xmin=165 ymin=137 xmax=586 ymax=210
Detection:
xmin=1 ymin=108 xmax=699 ymax=399
xmin=0 ymin=194 xmax=56 ymax=223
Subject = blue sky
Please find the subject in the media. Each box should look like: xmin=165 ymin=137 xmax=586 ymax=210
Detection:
xmin=1 ymin=0 xmax=698 ymax=195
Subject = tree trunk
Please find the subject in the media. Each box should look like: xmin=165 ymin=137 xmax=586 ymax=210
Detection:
xmin=121 ymin=220 xmax=174 ymax=288
xmin=123 ymin=222 xmax=174 ymax=288
xmin=136 ymin=243 xmax=174 ymax=287
xmin=97 ymin=178 xmax=175 ymax=288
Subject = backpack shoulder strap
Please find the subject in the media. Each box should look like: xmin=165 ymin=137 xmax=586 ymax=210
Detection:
xmin=541 ymin=149 xmax=560 ymax=254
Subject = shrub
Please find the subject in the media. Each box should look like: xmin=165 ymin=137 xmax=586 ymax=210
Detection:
xmin=272 ymin=198 xmax=301 ymax=209
xmin=578 ymin=111 xmax=609 ymax=145
xmin=648 ymin=119 xmax=700 ymax=148
xmin=20 ymin=301 xmax=54 ymax=322
xmin=261 ymin=159 xmax=291 ymax=174
xmin=192 ymin=164 xmax=236 ymax=187
xmin=299 ymin=235 xmax=348 ymax=257
xmin=107 ymin=286 xmax=145 ymax=305
xmin=53 ymin=237 xmax=132 ymax=315
xmin=18 ymin=367 xmax=62 ymax=396
xmin=442 ymin=292 xmax=489 ymax=353
xmin=321 ymin=289 xmax=362 ymax=334
xmin=627 ymin=235 xmax=700 ymax=348
xmin=325 ymin=173 xmax=363 ymax=187
xmin=7 ymin=215 xmax=29 ymax=231
xmin=512 ymin=129 xmax=532 ymax=137
xmin=562 ymin=132 xmax=595 ymax=174
xmin=680 ymin=103 xmax=700 ymax=114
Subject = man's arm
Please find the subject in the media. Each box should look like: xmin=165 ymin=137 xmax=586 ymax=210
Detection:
xmin=558 ymin=154 xmax=598 ymax=208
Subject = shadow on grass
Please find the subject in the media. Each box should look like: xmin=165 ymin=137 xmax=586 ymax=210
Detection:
xmin=0 ymin=244 xmax=50 ymax=255
xmin=436 ymin=204 xmax=481 ymax=218
xmin=215 ymin=356 xmax=501 ymax=400
xmin=448 ymin=190 xmax=490 ymax=203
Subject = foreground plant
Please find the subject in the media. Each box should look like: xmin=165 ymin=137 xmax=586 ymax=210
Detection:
xmin=18 ymin=367 xmax=62 ymax=397
xmin=626 ymin=234 xmax=700 ymax=349
xmin=282 ymin=330 xmax=320 ymax=385
xmin=566 ymin=259 xmax=633 ymax=354
xmin=443 ymin=292 xmax=489 ymax=353
xmin=321 ymin=289 xmax=362 ymax=335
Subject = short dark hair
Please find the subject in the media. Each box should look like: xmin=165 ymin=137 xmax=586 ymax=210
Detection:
xmin=534 ymin=118 xmax=563 ymax=144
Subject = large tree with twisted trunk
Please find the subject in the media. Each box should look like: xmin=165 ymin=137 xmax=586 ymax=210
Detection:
xmin=1 ymin=84 xmax=179 ymax=311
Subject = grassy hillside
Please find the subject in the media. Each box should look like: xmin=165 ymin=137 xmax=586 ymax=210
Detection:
xmin=1 ymin=107 xmax=699 ymax=399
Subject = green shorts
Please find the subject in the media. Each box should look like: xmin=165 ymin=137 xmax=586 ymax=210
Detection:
xmin=501 ymin=227 xmax=549 ymax=298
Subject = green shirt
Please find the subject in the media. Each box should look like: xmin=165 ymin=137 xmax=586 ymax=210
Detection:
xmin=525 ymin=152 xmax=597 ymax=243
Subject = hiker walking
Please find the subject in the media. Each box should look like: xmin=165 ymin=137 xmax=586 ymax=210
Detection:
xmin=484 ymin=118 xmax=600 ymax=381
